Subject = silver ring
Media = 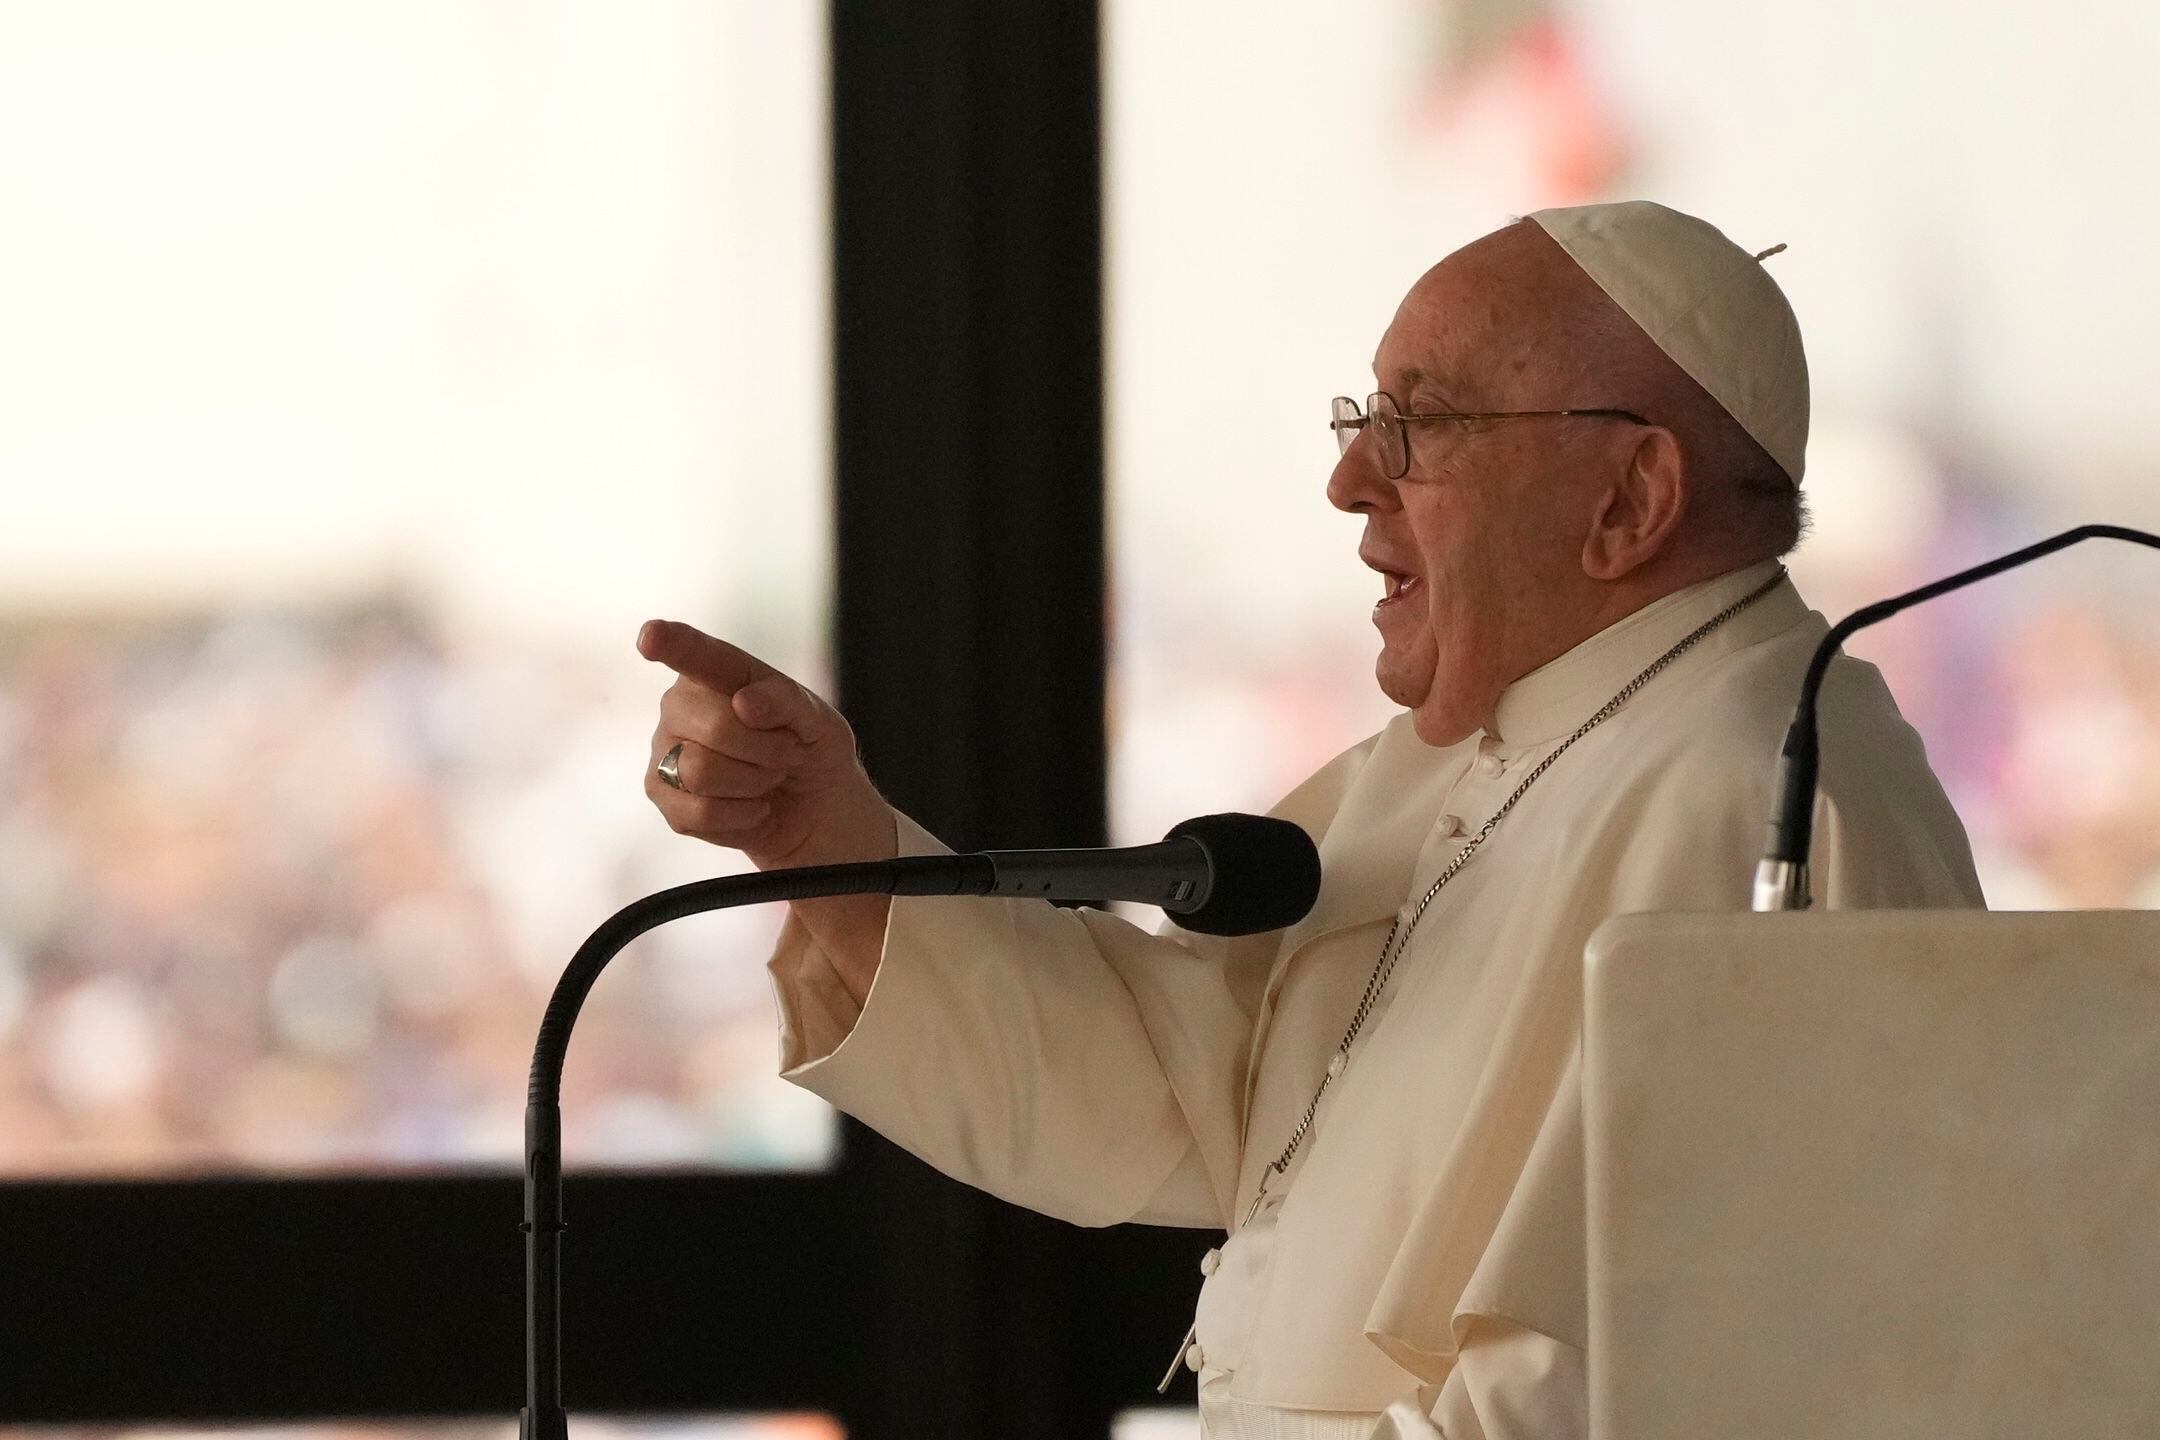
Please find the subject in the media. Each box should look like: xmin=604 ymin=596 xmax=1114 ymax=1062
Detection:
xmin=657 ymin=741 xmax=686 ymax=790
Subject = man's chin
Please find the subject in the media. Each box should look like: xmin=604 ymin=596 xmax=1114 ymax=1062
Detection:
xmin=1409 ymin=702 xmax=1480 ymax=748
xmin=1374 ymin=648 xmax=1431 ymax=711
xmin=1376 ymin=653 xmax=1473 ymax=745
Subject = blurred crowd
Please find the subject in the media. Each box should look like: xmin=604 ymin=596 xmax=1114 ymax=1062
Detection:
xmin=1971 ymin=585 xmax=2160 ymax=909
xmin=0 ymin=602 xmax=833 ymax=1176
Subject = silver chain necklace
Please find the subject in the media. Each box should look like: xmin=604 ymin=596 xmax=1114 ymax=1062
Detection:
xmin=1159 ymin=567 xmax=1785 ymax=1391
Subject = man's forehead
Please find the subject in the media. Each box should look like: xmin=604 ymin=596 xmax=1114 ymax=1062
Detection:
xmin=1371 ymin=285 xmax=1470 ymax=387
xmin=1370 ymin=277 xmax=1456 ymax=378
xmin=1370 ymin=225 xmax=1582 ymax=384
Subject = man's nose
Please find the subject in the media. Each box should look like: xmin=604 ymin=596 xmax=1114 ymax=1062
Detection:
xmin=1327 ymin=435 xmax=1398 ymax=515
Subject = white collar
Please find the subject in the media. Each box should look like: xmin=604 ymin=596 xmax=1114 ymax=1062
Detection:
xmin=1487 ymin=560 xmax=1795 ymax=747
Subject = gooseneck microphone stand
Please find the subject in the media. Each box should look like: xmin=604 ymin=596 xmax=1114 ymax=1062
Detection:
xmin=517 ymin=811 xmax=1320 ymax=1437
xmin=518 ymin=855 xmax=988 ymax=1440
xmin=1754 ymin=522 xmax=2160 ymax=911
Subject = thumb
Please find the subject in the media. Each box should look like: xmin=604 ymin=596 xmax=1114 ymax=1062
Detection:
xmin=637 ymin=619 xmax=773 ymax=692
xmin=731 ymin=673 xmax=826 ymax=740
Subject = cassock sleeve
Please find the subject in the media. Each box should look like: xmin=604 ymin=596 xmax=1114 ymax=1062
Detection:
xmin=766 ymin=809 xmax=1261 ymax=1229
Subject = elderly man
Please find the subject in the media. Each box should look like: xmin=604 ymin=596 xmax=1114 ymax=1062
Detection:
xmin=638 ymin=202 xmax=1982 ymax=1438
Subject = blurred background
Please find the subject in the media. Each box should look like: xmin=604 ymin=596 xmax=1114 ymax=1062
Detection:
xmin=0 ymin=0 xmax=832 ymax=1180
xmin=3 ymin=0 xmax=2158 ymax=1437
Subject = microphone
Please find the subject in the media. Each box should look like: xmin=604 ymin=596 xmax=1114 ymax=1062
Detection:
xmin=946 ymin=812 xmax=1322 ymax=936
xmin=1753 ymin=524 xmax=2160 ymax=912
xmin=519 ymin=811 xmax=1320 ymax=1440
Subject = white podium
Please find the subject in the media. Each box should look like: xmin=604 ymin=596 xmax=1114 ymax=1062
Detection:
xmin=1583 ymin=910 xmax=2160 ymax=1439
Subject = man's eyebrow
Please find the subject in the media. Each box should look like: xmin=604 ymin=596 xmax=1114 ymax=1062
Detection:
xmin=1370 ymin=359 xmax=1465 ymax=408
xmin=1397 ymin=366 xmax=1460 ymax=406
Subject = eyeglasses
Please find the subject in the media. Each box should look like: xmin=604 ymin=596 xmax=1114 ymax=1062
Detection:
xmin=1330 ymin=392 xmax=1649 ymax=480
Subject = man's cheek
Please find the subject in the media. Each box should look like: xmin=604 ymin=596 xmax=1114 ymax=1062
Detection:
xmin=1420 ymin=576 xmax=1453 ymax=645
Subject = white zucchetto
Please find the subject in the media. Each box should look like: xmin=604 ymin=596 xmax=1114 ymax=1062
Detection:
xmin=1530 ymin=200 xmax=1810 ymax=485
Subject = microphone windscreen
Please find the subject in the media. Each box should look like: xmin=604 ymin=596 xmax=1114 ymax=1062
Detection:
xmin=1165 ymin=813 xmax=1322 ymax=936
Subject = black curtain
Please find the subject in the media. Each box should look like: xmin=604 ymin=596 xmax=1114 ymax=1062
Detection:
xmin=830 ymin=0 xmax=1208 ymax=1436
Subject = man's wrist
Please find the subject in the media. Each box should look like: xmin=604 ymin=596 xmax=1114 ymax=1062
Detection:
xmin=772 ymin=803 xmax=900 ymax=1008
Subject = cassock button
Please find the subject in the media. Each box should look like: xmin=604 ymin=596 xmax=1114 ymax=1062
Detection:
xmin=1184 ymin=1342 xmax=1207 ymax=1373
xmin=1325 ymin=1052 xmax=1347 ymax=1080
xmin=1477 ymin=752 xmax=1506 ymax=778
xmin=1439 ymin=813 xmax=1466 ymax=837
xmin=1199 ymin=1247 xmax=1221 ymax=1276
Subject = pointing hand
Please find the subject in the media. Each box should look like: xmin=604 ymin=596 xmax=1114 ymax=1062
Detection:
xmin=638 ymin=620 xmax=896 ymax=873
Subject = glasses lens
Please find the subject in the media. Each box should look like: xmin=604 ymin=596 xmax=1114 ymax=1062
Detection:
xmin=1368 ymin=392 xmax=1407 ymax=478
xmin=1330 ymin=396 xmax=1362 ymax=456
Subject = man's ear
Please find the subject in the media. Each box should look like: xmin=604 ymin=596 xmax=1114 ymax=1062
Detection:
xmin=1582 ymin=426 xmax=1687 ymax=581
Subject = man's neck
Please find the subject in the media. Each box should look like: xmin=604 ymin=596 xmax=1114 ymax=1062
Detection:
xmin=1579 ymin=548 xmax=1775 ymax=640
xmin=1486 ymin=557 xmax=1788 ymax=742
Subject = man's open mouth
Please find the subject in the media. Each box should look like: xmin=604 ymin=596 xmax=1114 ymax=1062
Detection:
xmin=1378 ymin=571 xmax=1424 ymax=606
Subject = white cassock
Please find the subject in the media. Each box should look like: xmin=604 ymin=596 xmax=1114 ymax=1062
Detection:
xmin=767 ymin=560 xmax=1984 ymax=1438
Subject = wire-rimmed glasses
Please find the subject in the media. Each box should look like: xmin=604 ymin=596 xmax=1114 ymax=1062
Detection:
xmin=1330 ymin=392 xmax=1649 ymax=479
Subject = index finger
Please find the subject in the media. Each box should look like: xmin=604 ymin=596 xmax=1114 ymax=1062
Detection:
xmin=637 ymin=619 xmax=776 ymax=693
